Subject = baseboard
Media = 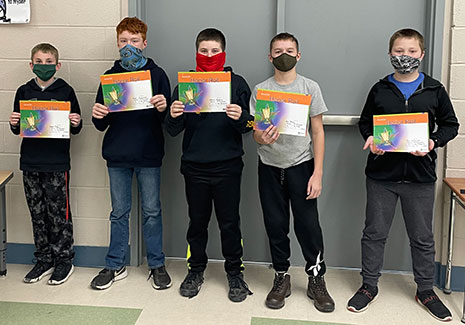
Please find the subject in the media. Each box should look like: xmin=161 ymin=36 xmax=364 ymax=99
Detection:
xmin=434 ymin=262 xmax=465 ymax=292
xmin=5 ymin=243 xmax=129 ymax=268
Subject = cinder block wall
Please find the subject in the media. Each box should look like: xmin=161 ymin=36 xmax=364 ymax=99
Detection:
xmin=0 ymin=1 xmax=128 ymax=248
xmin=443 ymin=0 xmax=465 ymax=268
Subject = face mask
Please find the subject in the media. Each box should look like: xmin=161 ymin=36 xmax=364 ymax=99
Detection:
xmin=119 ymin=44 xmax=147 ymax=71
xmin=390 ymin=55 xmax=421 ymax=74
xmin=32 ymin=64 xmax=57 ymax=82
xmin=196 ymin=52 xmax=226 ymax=72
xmin=272 ymin=53 xmax=297 ymax=72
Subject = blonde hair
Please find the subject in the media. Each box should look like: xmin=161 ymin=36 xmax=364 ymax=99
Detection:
xmin=31 ymin=43 xmax=59 ymax=62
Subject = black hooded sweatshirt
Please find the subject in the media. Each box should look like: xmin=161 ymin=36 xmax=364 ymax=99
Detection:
xmin=92 ymin=58 xmax=171 ymax=168
xmin=359 ymin=73 xmax=459 ymax=183
xmin=10 ymin=78 xmax=82 ymax=172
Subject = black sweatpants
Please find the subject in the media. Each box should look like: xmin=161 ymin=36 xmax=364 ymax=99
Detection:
xmin=184 ymin=173 xmax=244 ymax=276
xmin=23 ymin=171 xmax=74 ymax=264
xmin=258 ymin=159 xmax=326 ymax=276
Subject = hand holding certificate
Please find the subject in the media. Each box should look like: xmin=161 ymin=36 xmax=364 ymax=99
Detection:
xmin=100 ymin=70 xmax=153 ymax=112
xmin=373 ymin=113 xmax=429 ymax=152
xmin=253 ymin=89 xmax=311 ymax=137
xmin=178 ymin=71 xmax=231 ymax=113
xmin=20 ymin=101 xmax=70 ymax=139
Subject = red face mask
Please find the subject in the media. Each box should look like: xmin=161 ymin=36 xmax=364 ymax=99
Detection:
xmin=196 ymin=52 xmax=226 ymax=72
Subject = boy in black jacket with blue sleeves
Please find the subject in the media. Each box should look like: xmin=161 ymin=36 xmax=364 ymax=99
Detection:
xmin=90 ymin=17 xmax=171 ymax=291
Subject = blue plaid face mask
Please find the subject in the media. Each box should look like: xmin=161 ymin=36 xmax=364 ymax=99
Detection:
xmin=119 ymin=44 xmax=147 ymax=71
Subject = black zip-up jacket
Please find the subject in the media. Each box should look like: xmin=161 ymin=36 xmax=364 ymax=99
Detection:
xmin=92 ymin=58 xmax=171 ymax=168
xmin=165 ymin=67 xmax=253 ymax=175
xmin=10 ymin=78 xmax=82 ymax=172
xmin=359 ymin=73 xmax=459 ymax=183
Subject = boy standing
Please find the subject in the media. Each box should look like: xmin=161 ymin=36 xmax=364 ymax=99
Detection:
xmin=348 ymin=29 xmax=459 ymax=322
xmin=9 ymin=43 xmax=82 ymax=285
xmin=166 ymin=28 xmax=253 ymax=302
xmin=90 ymin=17 xmax=171 ymax=290
xmin=251 ymin=33 xmax=335 ymax=312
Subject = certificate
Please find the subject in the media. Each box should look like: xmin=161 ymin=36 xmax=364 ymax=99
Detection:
xmin=373 ymin=112 xmax=429 ymax=152
xmin=101 ymin=70 xmax=153 ymax=112
xmin=253 ymin=89 xmax=311 ymax=136
xmin=178 ymin=71 xmax=231 ymax=113
xmin=20 ymin=101 xmax=70 ymax=139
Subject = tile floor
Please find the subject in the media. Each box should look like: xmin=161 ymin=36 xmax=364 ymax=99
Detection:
xmin=0 ymin=259 xmax=463 ymax=325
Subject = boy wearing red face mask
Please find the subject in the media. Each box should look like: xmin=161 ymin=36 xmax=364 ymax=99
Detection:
xmin=166 ymin=28 xmax=253 ymax=302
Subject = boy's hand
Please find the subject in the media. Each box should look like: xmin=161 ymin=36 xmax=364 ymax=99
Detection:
xmin=306 ymin=173 xmax=322 ymax=200
xmin=363 ymin=136 xmax=385 ymax=155
xmin=69 ymin=113 xmax=81 ymax=126
xmin=410 ymin=139 xmax=435 ymax=156
xmin=170 ymin=100 xmax=185 ymax=118
xmin=9 ymin=112 xmax=21 ymax=126
xmin=151 ymin=94 xmax=167 ymax=112
xmin=225 ymin=104 xmax=242 ymax=120
xmin=259 ymin=125 xmax=280 ymax=144
xmin=92 ymin=103 xmax=109 ymax=119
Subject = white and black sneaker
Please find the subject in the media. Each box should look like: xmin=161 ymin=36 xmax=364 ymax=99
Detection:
xmin=90 ymin=266 xmax=128 ymax=290
xmin=48 ymin=262 xmax=74 ymax=285
xmin=23 ymin=261 xmax=54 ymax=283
xmin=149 ymin=265 xmax=172 ymax=290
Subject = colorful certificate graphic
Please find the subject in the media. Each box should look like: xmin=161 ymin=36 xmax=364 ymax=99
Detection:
xmin=178 ymin=71 xmax=231 ymax=113
xmin=20 ymin=101 xmax=70 ymax=139
xmin=100 ymin=70 xmax=153 ymax=112
xmin=253 ymin=89 xmax=312 ymax=136
xmin=373 ymin=113 xmax=429 ymax=152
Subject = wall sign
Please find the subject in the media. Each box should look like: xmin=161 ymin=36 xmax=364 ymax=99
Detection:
xmin=0 ymin=0 xmax=30 ymax=24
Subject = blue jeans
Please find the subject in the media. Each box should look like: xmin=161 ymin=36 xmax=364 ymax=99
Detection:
xmin=106 ymin=167 xmax=165 ymax=270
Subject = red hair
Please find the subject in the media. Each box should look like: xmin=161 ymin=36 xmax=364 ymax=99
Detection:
xmin=116 ymin=17 xmax=148 ymax=40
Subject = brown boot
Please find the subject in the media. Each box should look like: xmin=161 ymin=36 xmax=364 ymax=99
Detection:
xmin=265 ymin=272 xmax=291 ymax=309
xmin=307 ymin=275 xmax=335 ymax=312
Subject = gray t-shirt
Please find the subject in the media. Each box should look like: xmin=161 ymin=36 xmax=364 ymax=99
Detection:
xmin=250 ymin=74 xmax=328 ymax=168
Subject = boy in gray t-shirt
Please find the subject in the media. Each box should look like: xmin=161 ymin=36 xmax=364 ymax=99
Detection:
xmin=250 ymin=32 xmax=334 ymax=312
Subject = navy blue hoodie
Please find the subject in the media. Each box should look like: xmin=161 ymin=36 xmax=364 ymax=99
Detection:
xmin=92 ymin=58 xmax=171 ymax=168
xmin=10 ymin=78 xmax=82 ymax=172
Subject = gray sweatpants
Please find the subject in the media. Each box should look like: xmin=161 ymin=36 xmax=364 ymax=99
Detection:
xmin=361 ymin=177 xmax=435 ymax=292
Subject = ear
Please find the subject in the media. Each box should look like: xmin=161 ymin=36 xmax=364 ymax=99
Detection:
xmin=56 ymin=62 xmax=62 ymax=72
xmin=296 ymin=51 xmax=302 ymax=61
xmin=268 ymin=53 xmax=273 ymax=63
xmin=29 ymin=62 xmax=34 ymax=70
xmin=142 ymin=39 xmax=148 ymax=50
xmin=420 ymin=51 xmax=425 ymax=61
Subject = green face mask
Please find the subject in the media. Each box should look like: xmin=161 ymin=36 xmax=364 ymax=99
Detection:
xmin=32 ymin=64 xmax=57 ymax=82
xmin=272 ymin=53 xmax=297 ymax=72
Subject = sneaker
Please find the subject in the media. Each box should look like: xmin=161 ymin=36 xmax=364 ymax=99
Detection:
xmin=416 ymin=289 xmax=453 ymax=322
xmin=48 ymin=262 xmax=74 ymax=285
xmin=265 ymin=272 xmax=291 ymax=309
xmin=90 ymin=266 xmax=128 ymax=290
xmin=23 ymin=261 xmax=54 ymax=283
xmin=179 ymin=270 xmax=204 ymax=298
xmin=149 ymin=265 xmax=172 ymax=290
xmin=307 ymin=275 xmax=335 ymax=312
xmin=347 ymin=284 xmax=378 ymax=313
xmin=227 ymin=273 xmax=253 ymax=302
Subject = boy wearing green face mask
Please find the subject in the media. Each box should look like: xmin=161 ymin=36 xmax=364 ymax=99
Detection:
xmin=9 ymin=43 xmax=82 ymax=285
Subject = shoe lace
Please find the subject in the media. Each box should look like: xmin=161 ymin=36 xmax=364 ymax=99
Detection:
xmin=272 ymin=274 xmax=287 ymax=292
xmin=147 ymin=266 xmax=166 ymax=281
xmin=418 ymin=290 xmax=439 ymax=305
xmin=54 ymin=262 xmax=68 ymax=273
xmin=184 ymin=271 xmax=201 ymax=285
xmin=310 ymin=276 xmax=329 ymax=296
xmin=228 ymin=275 xmax=253 ymax=294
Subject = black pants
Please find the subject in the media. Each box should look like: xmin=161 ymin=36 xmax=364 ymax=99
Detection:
xmin=23 ymin=171 xmax=74 ymax=264
xmin=184 ymin=173 xmax=244 ymax=275
xmin=258 ymin=159 xmax=326 ymax=276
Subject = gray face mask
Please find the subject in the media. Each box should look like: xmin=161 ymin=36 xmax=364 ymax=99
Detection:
xmin=272 ymin=53 xmax=297 ymax=72
xmin=390 ymin=55 xmax=421 ymax=74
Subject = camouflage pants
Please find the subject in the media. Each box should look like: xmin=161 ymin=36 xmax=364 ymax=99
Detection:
xmin=23 ymin=171 xmax=74 ymax=264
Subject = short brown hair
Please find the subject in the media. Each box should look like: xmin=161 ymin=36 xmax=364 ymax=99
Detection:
xmin=195 ymin=28 xmax=226 ymax=51
xmin=389 ymin=28 xmax=425 ymax=52
xmin=31 ymin=43 xmax=59 ymax=62
xmin=270 ymin=32 xmax=299 ymax=52
xmin=116 ymin=17 xmax=148 ymax=41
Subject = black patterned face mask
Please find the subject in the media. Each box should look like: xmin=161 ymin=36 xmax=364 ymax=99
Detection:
xmin=390 ymin=55 xmax=421 ymax=74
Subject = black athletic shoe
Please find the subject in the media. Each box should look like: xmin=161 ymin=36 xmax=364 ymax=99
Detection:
xmin=179 ymin=270 xmax=204 ymax=298
xmin=23 ymin=261 xmax=54 ymax=283
xmin=48 ymin=262 xmax=74 ymax=285
xmin=227 ymin=273 xmax=253 ymax=302
xmin=347 ymin=284 xmax=378 ymax=312
xmin=149 ymin=265 xmax=172 ymax=290
xmin=416 ymin=289 xmax=453 ymax=322
xmin=90 ymin=266 xmax=128 ymax=290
